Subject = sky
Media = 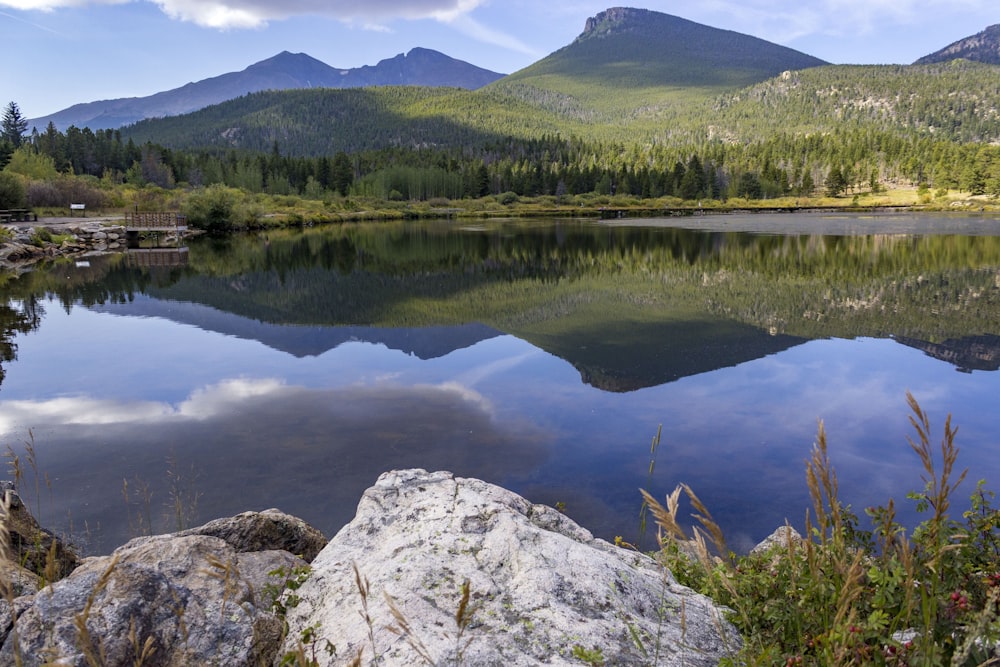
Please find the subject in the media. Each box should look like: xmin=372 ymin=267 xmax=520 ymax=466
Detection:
xmin=1 ymin=0 xmax=998 ymax=120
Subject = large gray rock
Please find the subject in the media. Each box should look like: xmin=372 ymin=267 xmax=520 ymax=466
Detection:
xmin=281 ymin=469 xmax=741 ymax=666
xmin=0 ymin=525 xmax=307 ymax=665
xmin=172 ymin=508 xmax=327 ymax=562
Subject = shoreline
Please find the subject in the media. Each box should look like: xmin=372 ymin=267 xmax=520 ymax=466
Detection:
xmin=4 ymin=205 xmax=1000 ymax=272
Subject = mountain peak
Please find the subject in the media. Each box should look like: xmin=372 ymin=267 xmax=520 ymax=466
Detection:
xmin=249 ymin=51 xmax=301 ymax=65
xmin=581 ymin=7 xmax=650 ymax=36
xmin=577 ymin=7 xmax=717 ymax=42
xmin=503 ymin=6 xmax=826 ymax=99
xmin=29 ymin=49 xmax=503 ymax=130
xmin=915 ymin=24 xmax=1000 ymax=65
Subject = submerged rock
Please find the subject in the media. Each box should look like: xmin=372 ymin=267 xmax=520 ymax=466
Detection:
xmin=281 ymin=469 xmax=741 ymax=666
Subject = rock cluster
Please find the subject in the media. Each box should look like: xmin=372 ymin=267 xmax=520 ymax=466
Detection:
xmin=0 ymin=471 xmax=742 ymax=666
xmin=0 ymin=223 xmax=128 ymax=269
xmin=0 ymin=507 xmax=325 ymax=667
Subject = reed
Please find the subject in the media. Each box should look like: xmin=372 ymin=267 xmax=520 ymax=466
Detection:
xmin=648 ymin=393 xmax=1000 ymax=666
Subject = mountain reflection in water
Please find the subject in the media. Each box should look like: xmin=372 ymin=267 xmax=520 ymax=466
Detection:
xmin=2 ymin=214 xmax=1000 ymax=554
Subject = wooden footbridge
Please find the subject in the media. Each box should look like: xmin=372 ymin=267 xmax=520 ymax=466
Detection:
xmin=124 ymin=212 xmax=187 ymax=232
xmin=126 ymin=247 xmax=189 ymax=268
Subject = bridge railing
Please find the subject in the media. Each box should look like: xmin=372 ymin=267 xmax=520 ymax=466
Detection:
xmin=124 ymin=212 xmax=188 ymax=231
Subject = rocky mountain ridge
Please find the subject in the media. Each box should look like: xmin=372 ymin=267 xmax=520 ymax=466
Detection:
xmin=29 ymin=48 xmax=505 ymax=132
xmin=915 ymin=23 xmax=1000 ymax=65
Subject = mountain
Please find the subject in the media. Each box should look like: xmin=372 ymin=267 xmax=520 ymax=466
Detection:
xmin=122 ymin=7 xmax=833 ymax=153
xmin=508 ymin=310 xmax=806 ymax=393
xmin=893 ymin=334 xmax=1000 ymax=373
xmin=29 ymin=49 xmax=505 ymax=131
xmin=333 ymin=47 xmax=505 ymax=89
xmin=915 ymin=24 xmax=1000 ymax=65
xmin=490 ymin=7 xmax=828 ymax=116
xmin=89 ymin=295 xmax=502 ymax=360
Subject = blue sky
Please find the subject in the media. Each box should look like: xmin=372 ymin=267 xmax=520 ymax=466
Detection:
xmin=2 ymin=0 xmax=998 ymax=120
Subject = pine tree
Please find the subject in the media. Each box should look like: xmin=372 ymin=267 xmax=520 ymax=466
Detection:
xmin=331 ymin=152 xmax=354 ymax=196
xmin=2 ymin=102 xmax=28 ymax=148
xmin=825 ymin=166 xmax=847 ymax=197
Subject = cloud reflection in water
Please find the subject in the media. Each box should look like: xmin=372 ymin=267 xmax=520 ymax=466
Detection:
xmin=1 ymin=378 xmax=549 ymax=554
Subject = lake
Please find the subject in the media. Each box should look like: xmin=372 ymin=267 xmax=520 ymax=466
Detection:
xmin=2 ymin=211 xmax=1000 ymax=555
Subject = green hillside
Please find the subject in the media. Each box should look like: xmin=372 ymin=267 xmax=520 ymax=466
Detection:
xmin=491 ymin=7 xmax=827 ymax=118
xmin=123 ymin=7 xmax=832 ymax=153
xmin=125 ymin=59 xmax=1000 ymax=156
xmin=123 ymin=84 xmax=610 ymax=155
xmin=713 ymin=60 xmax=1000 ymax=143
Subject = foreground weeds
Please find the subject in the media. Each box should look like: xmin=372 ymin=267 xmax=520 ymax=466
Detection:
xmin=646 ymin=392 xmax=1000 ymax=666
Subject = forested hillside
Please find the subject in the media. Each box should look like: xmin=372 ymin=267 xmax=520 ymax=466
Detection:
xmin=108 ymin=55 xmax=1000 ymax=204
xmin=714 ymin=61 xmax=1000 ymax=143
xmin=122 ymin=87 xmax=579 ymax=154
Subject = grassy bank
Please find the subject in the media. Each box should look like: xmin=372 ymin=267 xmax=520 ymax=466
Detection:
xmin=18 ymin=183 xmax=999 ymax=233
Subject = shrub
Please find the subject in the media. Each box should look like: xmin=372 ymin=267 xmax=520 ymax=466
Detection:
xmin=646 ymin=393 xmax=1000 ymax=666
xmin=24 ymin=176 xmax=107 ymax=209
xmin=0 ymin=171 xmax=26 ymax=209
xmin=184 ymin=184 xmax=240 ymax=233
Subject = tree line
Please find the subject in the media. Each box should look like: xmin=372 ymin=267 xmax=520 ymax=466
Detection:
xmin=6 ymin=98 xmax=1000 ymax=208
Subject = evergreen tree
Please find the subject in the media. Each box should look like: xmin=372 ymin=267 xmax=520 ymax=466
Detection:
xmin=799 ymin=170 xmax=815 ymax=196
xmin=1 ymin=102 xmax=28 ymax=148
xmin=825 ymin=166 xmax=847 ymax=197
xmin=679 ymin=155 xmax=707 ymax=200
xmin=331 ymin=152 xmax=354 ymax=196
xmin=475 ymin=164 xmax=490 ymax=197
xmin=0 ymin=140 xmax=11 ymax=171
xmin=736 ymin=172 xmax=763 ymax=199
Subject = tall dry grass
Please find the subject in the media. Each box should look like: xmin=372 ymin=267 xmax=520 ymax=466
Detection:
xmin=646 ymin=392 xmax=1000 ymax=666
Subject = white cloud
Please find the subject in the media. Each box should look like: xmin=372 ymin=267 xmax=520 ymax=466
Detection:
xmin=0 ymin=376 xmax=498 ymax=434
xmin=0 ymin=378 xmax=287 ymax=433
xmin=452 ymin=348 xmax=541 ymax=387
xmin=0 ymin=396 xmax=172 ymax=432
xmin=0 ymin=0 xmax=118 ymax=9
xmin=175 ymin=377 xmax=288 ymax=419
xmin=444 ymin=13 xmax=540 ymax=56
xmin=426 ymin=381 xmax=494 ymax=414
xmin=0 ymin=0 xmax=488 ymax=27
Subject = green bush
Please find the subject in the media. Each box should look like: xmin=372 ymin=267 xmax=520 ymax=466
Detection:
xmin=184 ymin=184 xmax=240 ymax=233
xmin=0 ymin=171 xmax=26 ymax=209
xmin=646 ymin=393 xmax=1000 ymax=666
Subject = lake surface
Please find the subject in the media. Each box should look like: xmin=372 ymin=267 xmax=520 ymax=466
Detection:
xmin=3 ymin=211 xmax=1000 ymax=555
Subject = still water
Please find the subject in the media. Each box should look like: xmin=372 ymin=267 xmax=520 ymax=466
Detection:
xmin=2 ymin=212 xmax=1000 ymax=554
